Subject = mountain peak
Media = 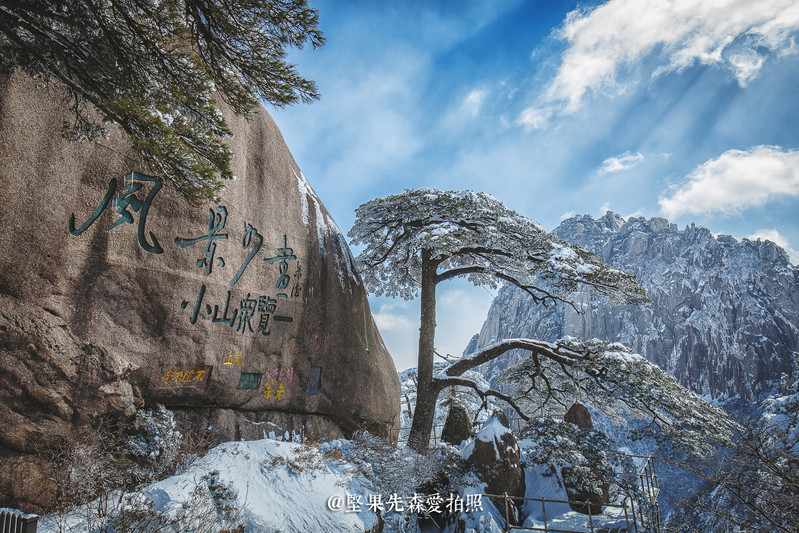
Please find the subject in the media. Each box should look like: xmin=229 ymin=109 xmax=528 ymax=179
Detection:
xmin=475 ymin=212 xmax=799 ymax=401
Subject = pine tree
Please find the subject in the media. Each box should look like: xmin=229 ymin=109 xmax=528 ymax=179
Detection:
xmin=0 ymin=0 xmax=324 ymax=203
xmin=349 ymin=189 xmax=731 ymax=452
xmin=671 ymin=365 xmax=799 ymax=532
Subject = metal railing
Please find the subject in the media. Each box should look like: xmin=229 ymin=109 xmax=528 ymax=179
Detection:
xmin=488 ymin=493 xmax=640 ymax=533
xmin=0 ymin=508 xmax=38 ymax=533
xmin=487 ymin=455 xmax=661 ymax=533
xmin=618 ymin=455 xmax=661 ymax=532
xmin=388 ymin=424 xmax=444 ymax=446
xmin=391 ymin=418 xmax=661 ymax=532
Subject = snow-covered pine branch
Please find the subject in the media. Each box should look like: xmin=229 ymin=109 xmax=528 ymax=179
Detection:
xmin=1 ymin=0 xmax=324 ymax=203
xmin=428 ymin=334 xmax=734 ymax=457
xmin=348 ymin=189 xmax=650 ymax=305
xmin=498 ymin=338 xmax=737 ymax=458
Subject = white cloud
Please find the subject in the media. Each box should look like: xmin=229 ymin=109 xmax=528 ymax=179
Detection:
xmin=372 ymin=303 xmax=414 ymax=332
xmin=597 ymin=151 xmax=644 ymax=175
xmin=370 ymin=283 xmax=496 ymax=371
xmin=728 ymin=49 xmax=767 ymax=86
xmin=439 ymin=288 xmax=468 ymax=306
xmin=659 ymin=146 xmax=799 ymax=217
xmin=518 ymin=104 xmax=554 ymax=130
xmin=522 ymin=0 xmax=799 ymax=126
xmin=462 ymin=89 xmax=488 ymax=116
xmin=560 ymin=210 xmax=577 ymax=221
xmin=371 ymin=300 xmax=418 ymax=371
xmin=436 ymin=283 xmax=495 ymax=361
xmin=746 ymin=229 xmax=798 ymax=263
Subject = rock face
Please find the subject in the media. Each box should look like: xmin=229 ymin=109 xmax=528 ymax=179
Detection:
xmin=440 ymin=404 xmax=472 ymax=446
xmin=563 ymin=402 xmax=592 ymax=430
xmin=0 ymin=72 xmax=400 ymax=509
xmin=473 ymin=212 xmax=799 ymax=401
xmin=561 ymin=404 xmax=609 ymax=515
xmin=465 ymin=413 xmax=524 ymax=524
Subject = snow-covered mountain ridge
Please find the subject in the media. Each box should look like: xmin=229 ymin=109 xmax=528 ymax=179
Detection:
xmin=472 ymin=212 xmax=799 ymax=401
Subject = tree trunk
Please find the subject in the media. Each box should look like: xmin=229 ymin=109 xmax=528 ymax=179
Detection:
xmin=408 ymin=249 xmax=439 ymax=451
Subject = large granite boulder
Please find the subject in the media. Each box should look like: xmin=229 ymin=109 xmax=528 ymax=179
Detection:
xmin=0 ymin=71 xmax=400 ymax=510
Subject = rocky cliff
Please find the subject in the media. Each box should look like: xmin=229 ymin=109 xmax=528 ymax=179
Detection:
xmin=0 ymin=71 xmax=400 ymax=511
xmin=473 ymin=212 xmax=799 ymax=401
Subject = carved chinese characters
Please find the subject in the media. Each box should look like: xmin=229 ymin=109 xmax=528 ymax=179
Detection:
xmin=68 ymin=173 xmax=303 ymax=340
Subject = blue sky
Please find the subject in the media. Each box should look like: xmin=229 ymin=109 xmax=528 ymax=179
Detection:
xmin=270 ymin=0 xmax=799 ymax=371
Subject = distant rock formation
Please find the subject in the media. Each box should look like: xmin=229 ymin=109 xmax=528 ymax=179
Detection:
xmin=0 ymin=71 xmax=400 ymax=511
xmin=473 ymin=212 xmax=799 ymax=401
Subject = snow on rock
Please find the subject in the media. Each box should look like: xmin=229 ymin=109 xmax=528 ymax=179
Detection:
xmin=475 ymin=418 xmax=512 ymax=456
xmin=465 ymin=414 xmax=525 ymax=512
xmin=762 ymin=389 xmax=799 ymax=454
xmin=293 ymin=167 xmax=360 ymax=290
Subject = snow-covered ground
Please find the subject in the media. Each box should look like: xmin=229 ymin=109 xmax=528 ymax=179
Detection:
xmin=40 ymin=438 xmax=381 ymax=533
xmin=39 ymin=429 xmax=657 ymax=533
xmin=38 ymin=353 xmax=745 ymax=532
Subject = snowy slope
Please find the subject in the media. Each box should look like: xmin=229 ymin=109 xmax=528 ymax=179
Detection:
xmin=40 ymin=439 xmax=380 ymax=533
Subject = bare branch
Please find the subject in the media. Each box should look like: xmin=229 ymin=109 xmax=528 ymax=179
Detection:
xmin=445 ymin=338 xmax=585 ymax=377
xmin=434 ymin=376 xmax=530 ymax=422
xmin=434 ymin=349 xmax=457 ymax=362
xmin=434 ymin=265 xmax=580 ymax=311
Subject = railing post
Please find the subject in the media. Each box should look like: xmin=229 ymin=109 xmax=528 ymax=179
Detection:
xmin=623 ymin=498 xmax=631 ymax=532
xmin=587 ymin=499 xmax=594 ymax=532
xmin=503 ymin=492 xmax=511 ymax=532
xmin=0 ymin=509 xmax=38 ymax=533
xmin=541 ymin=497 xmax=548 ymax=532
xmin=652 ymin=456 xmax=659 ymax=492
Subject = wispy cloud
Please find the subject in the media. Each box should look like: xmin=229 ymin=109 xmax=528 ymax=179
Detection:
xmin=659 ymin=146 xmax=799 ymax=217
xmin=462 ymin=88 xmax=488 ymax=116
xmin=728 ymin=49 xmax=767 ymax=86
xmin=373 ymin=303 xmax=414 ymax=332
xmin=597 ymin=151 xmax=644 ymax=176
xmin=520 ymin=0 xmax=799 ymax=128
xmin=746 ymin=228 xmax=798 ymax=263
